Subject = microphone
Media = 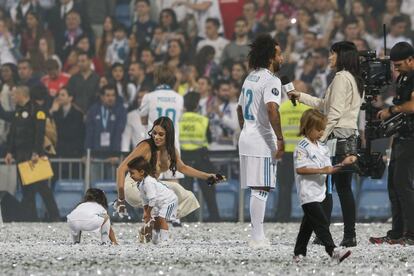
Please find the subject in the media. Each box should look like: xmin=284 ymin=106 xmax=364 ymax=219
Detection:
xmin=281 ymin=76 xmax=296 ymax=106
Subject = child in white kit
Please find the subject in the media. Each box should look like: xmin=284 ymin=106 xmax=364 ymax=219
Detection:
xmin=67 ymin=188 xmax=117 ymax=245
xmin=293 ymin=109 xmax=356 ymax=263
xmin=127 ymin=156 xmax=178 ymax=244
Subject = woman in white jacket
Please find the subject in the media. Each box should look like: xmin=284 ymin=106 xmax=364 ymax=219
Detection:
xmin=289 ymin=41 xmax=364 ymax=247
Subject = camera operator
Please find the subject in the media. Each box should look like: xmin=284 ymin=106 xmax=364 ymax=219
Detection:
xmin=370 ymin=42 xmax=414 ymax=246
xmin=289 ymin=41 xmax=363 ymax=247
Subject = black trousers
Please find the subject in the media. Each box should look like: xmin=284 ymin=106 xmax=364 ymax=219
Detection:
xmin=180 ymin=148 xmax=220 ymax=221
xmin=276 ymin=152 xmax=294 ymax=222
xmin=332 ymin=171 xmax=355 ymax=238
xmin=294 ymin=201 xmax=336 ymax=257
xmin=15 ymin=151 xmax=60 ymax=221
xmin=387 ymin=138 xmax=414 ymax=239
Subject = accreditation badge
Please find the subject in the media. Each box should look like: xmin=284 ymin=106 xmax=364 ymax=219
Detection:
xmin=100 ymin=132 xmax=111 ymax=147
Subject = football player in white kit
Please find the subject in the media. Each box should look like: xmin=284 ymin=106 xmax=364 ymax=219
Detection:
xmin=237 ymin=34 xmax=285 ymax=247
xmin=140 ymin=64 xmax=184 ymax=181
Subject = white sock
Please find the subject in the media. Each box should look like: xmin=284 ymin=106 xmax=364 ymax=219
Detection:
xmin=250 ymin=189 xmax=268 ymax=241
xmin=152 ymin=229 xmax=160 ymax=244
xmin=100 ymin=219 xmax=111 ymax=244
xmin=160 ymin=229 xmax=169 ymax=241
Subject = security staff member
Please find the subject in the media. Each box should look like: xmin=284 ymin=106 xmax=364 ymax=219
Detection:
xmin=276 ymin=85 xmax=310 ymax=222
xmin=179 ymin=92 xmax=220 ymax=221
xmin=4 ymin=85 xmax=60 ymax=221
xmin=372 ymin=42 xmax=414 ymax=245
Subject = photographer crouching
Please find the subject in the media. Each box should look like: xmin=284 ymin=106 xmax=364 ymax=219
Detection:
xmin=370 ymin=42 xmax=414 ymax=245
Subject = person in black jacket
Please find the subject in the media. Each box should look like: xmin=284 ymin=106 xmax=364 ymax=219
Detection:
xmin=51 ymin=87 xmax=85 ymax=157
xmin=4 ymin=85 xmax=60 ymax=221
xmin=50 ymin=87 xmax=85 ymax=179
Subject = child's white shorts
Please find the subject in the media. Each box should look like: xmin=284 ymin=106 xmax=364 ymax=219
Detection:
xmin=240 ymin=155 xmax=277 ymax=189
xmin=152 ymin=199 xmax=178 ymax=221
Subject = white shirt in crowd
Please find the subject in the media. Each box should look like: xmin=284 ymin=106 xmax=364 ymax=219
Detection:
xmin=190 ymin=0 xmax=224 ymax=38
xmin=138 ymin=175 xmax=177 ymax=208
xmin=121 ymin=109 xmax=147 ymax=152
xmin=105 ymin=38 xmax=129 ymax=65
xmin=293 ymin=138 xmax=331 ymax=205
xmin=238 ymin=68 xmax=282 ymax=157
xmin=153 ymin=0 xmax=188 ymax=22
xmin=10 ymin=1 xmax=31 ymax=23
xmin=140 ymin=86 xmax=184 ymax=149
xmin=197 ymin=36 xmax=229 ymax=64
xmin=209 ymin=101 xmax=239 ymax=145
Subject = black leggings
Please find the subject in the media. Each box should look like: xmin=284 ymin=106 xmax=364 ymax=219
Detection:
xmin=332 ymin=171 xmax=356 ymax=238
xmin=294 ymin=202 xmax=336 ymax=257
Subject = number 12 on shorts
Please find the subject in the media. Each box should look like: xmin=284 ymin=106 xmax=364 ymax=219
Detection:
xmin=242 ymin=88 xmax=254 ymax=120
xmin=157 ymin=107 xmax=176 ymax=124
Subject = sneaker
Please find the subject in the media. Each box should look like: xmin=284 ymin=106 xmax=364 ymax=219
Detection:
xmin=172 ymin=219 xmax=182 ymax=227
xmin=369 ymin=236 xmax=401 ymax=245
xmin=339 ymin=237 xmax=357 ymax=247
xmin=293 ymin=254 xmax=306 ymax=263
xmin=248 ymin=238 xmax=271 ymax=249
xmin=398 ymin=237 xmax=414 ymax=246
xmin=331 ymin=248 xmax=351 ymax=263
xmin=312 ymin=237 xmax=324 ymax=246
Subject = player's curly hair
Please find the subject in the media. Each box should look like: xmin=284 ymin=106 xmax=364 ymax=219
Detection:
xmin=248 ymin=34 xmax=279 ymax=70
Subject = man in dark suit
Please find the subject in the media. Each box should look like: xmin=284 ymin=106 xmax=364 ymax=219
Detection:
xmin=47 ymin=0 xmax=92 ymax=60
xmin=85 ymin=84 xmax=126 ymax=181
xmin=85 ymin=84 xmax=126 ymax=156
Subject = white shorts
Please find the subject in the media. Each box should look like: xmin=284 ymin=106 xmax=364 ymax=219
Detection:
xmin=159 ymin=169 xmax=185 ymax=180
xmin=67 ymin=215 xmax=105 ymax=234
xmin=124 ymin=174 xmax=199 ymax=218
xmin=153 ymin=199 xmax=178 ymax=221
xmin=240 ymin=155 xmax=277 ymax=189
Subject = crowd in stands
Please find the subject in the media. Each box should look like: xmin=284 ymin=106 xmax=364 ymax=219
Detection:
xmin=0 ymin=0 xmax=412 ymax=161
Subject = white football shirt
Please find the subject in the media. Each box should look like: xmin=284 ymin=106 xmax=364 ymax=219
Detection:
xmin=293 ymin=138 xmax=332 ymax=205
xmin=140 ymin=86 xmax=184 ymax=149
xmin=138 ymin=175 xmax=178 ymax=208
xmin=238 ymin=68 xmax=282 ymax=157
xmin=66 ymin=202 xmax=107 ymax=221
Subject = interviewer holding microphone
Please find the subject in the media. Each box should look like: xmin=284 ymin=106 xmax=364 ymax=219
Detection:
xmin=289 ymin=41 xmax=363 ymax=247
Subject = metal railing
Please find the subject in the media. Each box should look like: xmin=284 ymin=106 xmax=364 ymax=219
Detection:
xmin=1 ymin=149 xmax=242 ymax=221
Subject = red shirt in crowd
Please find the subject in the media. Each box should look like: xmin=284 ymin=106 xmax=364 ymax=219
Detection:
xmin=41 ymin=72 xmax=71 ymax=97
xmin=219 ymin=0 xmax=245 ymax=39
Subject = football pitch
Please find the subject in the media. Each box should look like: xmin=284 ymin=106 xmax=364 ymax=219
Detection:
xmin=0 ymin=222 xmax=413 ymax=275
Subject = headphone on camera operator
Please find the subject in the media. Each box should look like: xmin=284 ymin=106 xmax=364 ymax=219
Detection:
xmin=377 ymin=42 xmax=414 ymax=138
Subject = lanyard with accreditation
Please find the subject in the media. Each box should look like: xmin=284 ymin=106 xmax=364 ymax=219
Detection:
xmin=100 ymin=106 xmax=111 ymax=147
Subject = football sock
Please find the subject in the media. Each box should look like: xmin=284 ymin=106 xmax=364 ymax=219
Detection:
xmin=160 ymin=229 xmax=169 ymax=241
xmin=152 ymin=229 xmax=160 ymax=244
xmin=100 ymin=218 xmax=111 ymax=244
xmin=250 ymin=189 xmax=268 ymax=241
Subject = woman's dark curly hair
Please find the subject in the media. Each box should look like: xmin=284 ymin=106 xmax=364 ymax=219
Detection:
xmin=82 ymin=188 xmax=108 ymax=209
xmin=137 ymin=117 xmax=177 ymax=177
xmin=248 ymin=34 xmax=279 ymax=70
